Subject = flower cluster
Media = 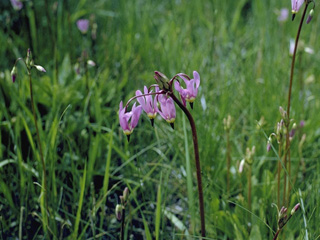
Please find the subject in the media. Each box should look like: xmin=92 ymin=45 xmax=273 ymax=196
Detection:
xmin=10 ymin=49 xmax=46 ymax=83
xmin=266 ymin=107 xmax=305 ymax=152
xmin=118 ymin=71 xmax=201 ymax=141
xmin=291 ymin=0 xmax=315 ymax=23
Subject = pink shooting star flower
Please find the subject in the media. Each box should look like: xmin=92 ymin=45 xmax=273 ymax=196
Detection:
xmin=155 ymin=94 xmax=176 ymax=129
xmin=174 ymin=71 xmax=200 ymax=109
xmin=278 ymin=8 xmax=289 ymax=22
xmin=77 ymin=19 xmax=90 ymax=34
xmin=136 ymin=86 xmax=159 ymax=126
xmin=119 ymin=101 xmax=142 ymax=141
xmin=291 ymin=0 xmax=305 ymax=20
xmin=10 ymin=0 xmax=23 ymax=11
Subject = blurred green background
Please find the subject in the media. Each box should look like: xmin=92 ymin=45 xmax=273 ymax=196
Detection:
xmin=0 ymin=0 xmax=320 ymax=239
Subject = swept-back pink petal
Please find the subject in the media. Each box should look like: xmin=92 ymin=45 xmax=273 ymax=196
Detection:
xmin=193 ymin=71 xmax=200 ymax=88
xmin=131 ymin=103 xmax=142 ymax=128
xmin=135 ymin=90 xmax=145 ymax=107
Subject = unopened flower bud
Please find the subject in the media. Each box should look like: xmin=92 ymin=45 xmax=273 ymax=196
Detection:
xmin=279 ymin=106 xmax=287 ymax=120
xmin=34 ymin=65 xmax=46 ymax=73
xmin=279 ymin=206 xmax=287 ymax=218
xmin=87 ymin=60 xmax=96 ymax=67
xmin=306 ymin=9 xmax=314 ymax=24
xmin=291 ymin=203 xmax=300 ymax=215
xmin=123 ymin=187 xmax=129 ymax=202
xmin=239 ymin=159 xmax=245 ymax=173
xmin=251 ymin=146 xmax=256 ymax=155
xmin=154 ymin=71 xmax=170 ymax=91
xmin=115 ymin=204 xmax=123 ymax=221
xmin=223 ymin=115 xmax=232 ymax=131
xmin=26 ymin=49 xmax=32 ymax=67
xmin=267 ymin=138 xmax=272 ymax=152
xmin=11 ymin=66 xmax=17 ymax=83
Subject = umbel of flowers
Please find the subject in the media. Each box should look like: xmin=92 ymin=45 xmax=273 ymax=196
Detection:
xmin=118 ymin=70 xmax=206 ymax=238
xmin=119 ymin=70 xmax=200 ymax=140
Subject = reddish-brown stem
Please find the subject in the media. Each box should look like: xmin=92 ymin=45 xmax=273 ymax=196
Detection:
xmin=273 ymin=229 xmax=280 ymax=240
xmin=284 ymin=3 xmax=309 ymax=205
xmin=169 ymin=93 xmax=206 ymax=238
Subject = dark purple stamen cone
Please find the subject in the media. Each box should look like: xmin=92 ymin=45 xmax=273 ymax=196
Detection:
xmin=292 ymin=13 xmax=296 ymax=21
xmin=189 ymin=102 xmax=194 ymax=109
xmin=150 ymin=118 xmax=154 ymax=127
xmin=126 ymin=135 xmax=130 ymax=142
xmin=170 ymin=123 xmax=174 ymax=129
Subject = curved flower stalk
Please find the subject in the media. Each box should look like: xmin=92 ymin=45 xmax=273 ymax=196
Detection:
xmin=10 ymin=49 xmax=48 ymax=235
xmin=285 ymin=0 xmax=315 ymax=206
xmin=118 ymin=70 xmax=205 ymax=238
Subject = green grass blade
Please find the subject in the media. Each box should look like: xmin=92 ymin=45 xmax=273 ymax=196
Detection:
xmin=142 ymin=214 xmax=152 ymax=240
xmin=102 ymin=129 xmax=113 ymax=199
xmin=182 ymin=113 xmax=195 ymax=233
xmin=73 ymin=164 xmax=87 ymax=239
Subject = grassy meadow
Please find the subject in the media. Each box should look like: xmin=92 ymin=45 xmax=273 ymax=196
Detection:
xmin=1 ymin=0 xmax=320 ymax=239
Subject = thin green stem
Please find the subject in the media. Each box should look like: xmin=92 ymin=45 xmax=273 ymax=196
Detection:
xmin=169 ymin=93 xmax=206 ymax=238
xmin=226 ymin=131 xmax=231 ymax=196
xmin=247 ymin=164 xmax=252 ymax=231
xmin=284 ymin=3 xmax=309 ymax=205
xmin=277 ymin=143 xmax=282 ymax=208
xmin=28 ymin=70 xmax=48 ymax=233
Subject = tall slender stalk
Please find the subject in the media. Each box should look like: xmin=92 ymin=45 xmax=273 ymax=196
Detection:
xmin=277 ymin=144 xmax=282 ymax=208
xmin=226 ymin=130 xmax=231 ymax=196
xmin=120 ymin=207 xmax=126 ymax=240
xmin=28 ymin=70 xmax=48 ymax=234
xmin=284 ymin=3 xmax=309 ymax=206
xmin=169 ymin=93 xmax=206 ymax=238
xmin=247 ymin=163 xmax=252 ymax=230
